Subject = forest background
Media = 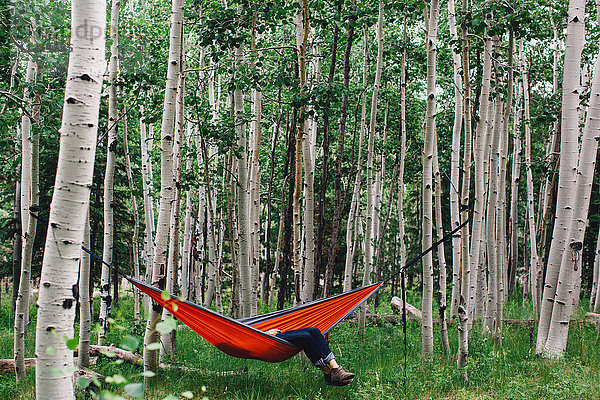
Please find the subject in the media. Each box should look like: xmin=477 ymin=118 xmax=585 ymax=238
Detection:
xmin=1 ymin=0 xmax=600 ymax=398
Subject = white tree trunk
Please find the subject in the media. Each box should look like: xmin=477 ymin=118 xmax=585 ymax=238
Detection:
xmin=457 ymin=0 xmax=472 ymax=368
xmin=360 ymin=1 xmax=384 ymax=329
xmin=99 ymin=0 xmax=120 ymax=344
xmin=469 ymin=34 xmax=493 ymax=321
xmin=161 ymin=56 xmax=185 ymax=361
xmin=343 ymin=25 xmax=369 ymax=292
xmin=536 ymin=0 xmax=585 ymax=354
xmin=122 ymin=102 xmax=141 ymax=319
xmin=543 ymin=48 xmax=600 ymax=358
xmin=78 ymin=211 xmax=91 ymax=368
xmin=14 ymin=55 xmax=38 ymax=383
xmin=420 ymin=0 xmax=439 ymax=357
xmin=35 ymin=1 xmax=105 ymax=396
xmin=144 ymin=0 xmax=182 ymax=375
xmin=520 ymin=40 xmax=542 ymax=316
xmin=448 ymin=0 xmax=463 ymax=319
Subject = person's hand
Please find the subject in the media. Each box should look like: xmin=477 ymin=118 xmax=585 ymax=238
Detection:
xmin=266 ymin=328 xmax=281 ymax=335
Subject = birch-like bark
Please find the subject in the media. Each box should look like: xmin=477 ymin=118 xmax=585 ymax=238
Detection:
xmin=469 ymin=34 xmax=493 ymax=320
xmin=35 ymin=1 xmax=105 ymax=396
xmin=14 ymin=55 xmax=37 ymax=383
xmin=360 ymin=1 xmax=384 ymax=329
xmin=420 ymin=0 xmax=439 ymax=357
xmin=161 ymin=53 xmax=185 ymax=361
xmin=233 ymin=39 xmax=253 ymax=316
xmin=543 ymin=50 xmax=600 ymax=358
xmin=323 ymin=7 xmax=354 ymax=297
xmin=343 ymin=25 xmax=368 ymax=292
xmin=293 ymin=0 xmax=310 ymax=304
xmin=249 ymin=21 xmax=262 ymax=310
xmin=99 ymin=0 xmax=120 ymax=345
xmin=509 ymin=49 xmax=523 ymax=296
xmin=520 ymin=40 xmax=541 ymax=315
xmin=536 ymin=0 xmax=584 ymax=354
xmin=484 ymin=70 xmax=503 ymax=334
xmin=448 ymin=0 xmax=463 ymax=319
xmin=457 ymin=0 xmax=472 ymax=369
xmin=122 ymin=101 xmax=141 ymax=319
xmin=434 ymin=138 xmax=450 ymax=356
xmin=140 ymin=120 xmax=155 ymax=313
xmin=78 ymin=211 xmax=91 ymax=368
xmin=144 ymin=0 xmax=182 ymax=375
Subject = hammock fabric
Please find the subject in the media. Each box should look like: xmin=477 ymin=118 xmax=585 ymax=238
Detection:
xmin=128 ymin=277 xmax=383 ymax=363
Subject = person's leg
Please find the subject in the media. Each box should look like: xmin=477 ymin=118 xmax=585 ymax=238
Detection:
xmin=276 ymin=328 xmax=324 ymax=365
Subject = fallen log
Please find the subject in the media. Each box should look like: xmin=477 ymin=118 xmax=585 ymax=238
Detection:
xmin=390 ymin=297 xmax=423 ymax=320
xmin=87 ymin=345 xmax=143 ymax=366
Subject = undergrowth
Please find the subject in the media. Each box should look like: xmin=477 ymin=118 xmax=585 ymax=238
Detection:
xmin=1 ymin=288 xmax=599 ymax=399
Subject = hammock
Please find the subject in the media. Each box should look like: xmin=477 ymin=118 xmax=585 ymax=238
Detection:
xmin=129 ymin=276 xmax=384 ymax=363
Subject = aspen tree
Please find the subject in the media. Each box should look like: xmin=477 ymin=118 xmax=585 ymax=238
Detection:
xmin=448 ymin=0 xmax=463 ymax=319
xmin=543 ymin=47 xmax=600 ymax=359
xmin=144 ymin=0 xmax=182 ymax=374
xmin=434 ymin=138 xmax=450 ymax=356
xmin=420 ymin=0 xmax=439 ymax=357
xmin=249 ymin=19 xmax=263 ymax=310
xmin=344 ymin=25 xmax=368 ymax=292
xmin=469 ymin=34 xmax=493 ymax=320
xmin=78 ymin=212 xmax=91 ymax=368
xmin=233 ymin=10 xmax=253 ymax=316
xmin=14 ymin=55 xmax=38 ymax=383
xmin=35 ymin=0 xmax=105 ymax=397
xmin=360 ymin=0 xmax=384 ymax=329
xmin=520 ymin=40 xmax=541 ymax=315
xmin=457 ymin=0 xmax=473 ymax=370
xmin=537 ymin=0 xmax=585 ymax=354
xmin=122 ymin=101 xmax=141 ymax=319
xmin=161 ymin=48 xmax=185 ymax=360
xmin=99 ymin=0 xmax=120 ymax=344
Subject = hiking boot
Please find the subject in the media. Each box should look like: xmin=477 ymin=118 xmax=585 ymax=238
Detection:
xmin=326 ymin=367 xmax=354 ymax=386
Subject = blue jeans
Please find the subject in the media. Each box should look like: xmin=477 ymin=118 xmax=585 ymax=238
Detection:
xmin=276 ymin=327 xmax=335 ymax=367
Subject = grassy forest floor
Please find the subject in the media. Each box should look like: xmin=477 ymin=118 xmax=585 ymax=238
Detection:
xmin=1 ymin=289 xmax=599 ymax=399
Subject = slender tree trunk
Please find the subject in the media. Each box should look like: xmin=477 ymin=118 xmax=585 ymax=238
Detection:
xmin=420 ymin=0 xmax=439 ymax=358
xmin=324 ymin=14 xmax=354 ymax=297
xmin=457 ymin=0 xmax=472 ymax=370
xmin=509 ymin=46 xmax=523 ymax=297
xmin=434 ymin=138 xmax=450 ymax=356
xmin=140 ymin=119 xmax=155 ymax=313
xmin=78 ymin=211 xmax=91 ymax=368
xmin=360 ymin=1 xmax=384 ymax=330
xmin=14 ymin=55 xmax=38 ymax=383
xmin=144 ymin=0 xmax=182 ymax=375
xmin=520 ymin=40 xmax=541 ymax=316
xmin=35 ymin=1 xmax=105 ymax=396
xmin=122 ymin=100 xmax=141 ymax=319
xmin=343 ymin=25 xmax=368 ymax=292
xmin=448 ymin=0 xmax=463 ymax=319
xmin=161 ymin=51 xmax=185 ymax=361
xmin=315 ymin=2 xmax=339 ymax=300
xmin=468 ymin=34 xmax=493 ymax=321
xmin=99 ymin=0 xmax=120 ymax=345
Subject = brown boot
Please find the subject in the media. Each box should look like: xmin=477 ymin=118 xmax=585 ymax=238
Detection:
xmin=326 ymin=367 xmax=354 ymax=386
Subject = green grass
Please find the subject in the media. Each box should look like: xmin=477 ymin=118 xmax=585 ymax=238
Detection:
xmin=1 ymin=289 xmax=600 ymax=399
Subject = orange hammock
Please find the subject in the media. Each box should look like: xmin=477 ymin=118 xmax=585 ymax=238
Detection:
xmin=129 ymin=277 xmax=383 ymax=363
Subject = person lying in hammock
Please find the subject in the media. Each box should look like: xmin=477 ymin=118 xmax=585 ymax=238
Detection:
xmin=265 ymin=327 xmax=354 ymax=386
